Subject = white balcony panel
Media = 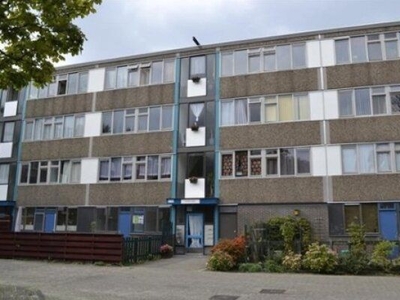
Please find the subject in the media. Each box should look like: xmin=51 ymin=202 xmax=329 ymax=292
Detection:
xmin=84 ymin=112 xmax=102 ymax=137
xmin=88 ymin=68 xmax=105 ymax=92
xmin=80 ymin=158 xmax=99 ymax=184
xmin=187 ymin=78 xmax=207 ymax=97
xmin=185 ymin=178 xmax=205 ymax=198
xmin=311 ymin=146 xmax=327 ymax=176
xmin=186 ymin=127 xmax=206 ymax=147
xmin=309 ymin=91 xmax=324 ymax=121
xmin=327 ymin=146 xmax=342 ymax=176
xmin=0 ymin=185 xmax=8 ymax=200
xmin=324 ymin=90 xmax=339 ymax=120
xmin=306 ymin=41 xmax=321 ymax=68
xmin=4 ymin=101 xmax=18 ymax=117
xmin=321 ymin=39 xmax=335 ymax=67
xmin=0 ymin=142 xmax=12 ymax=158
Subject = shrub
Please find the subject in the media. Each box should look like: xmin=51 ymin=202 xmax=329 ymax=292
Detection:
xmin=207 ymin=250 xmax=235 ymax=271
xmin=211 ymin=236 xmax=246 ymax=266
xmin=370 ymin=240 xmax=395 ymax=273
xmin=302 ymin=242 xmax=338 ymax=274
xmin=263 ymin=259 xmax=284 ymax=273
xmin=391 ymin=257 xmax=400 ymax=273
xmin=282 ymin=251 xmax=302 ymax=272
xmin=238 ymin=263 xmax=263 ymax=272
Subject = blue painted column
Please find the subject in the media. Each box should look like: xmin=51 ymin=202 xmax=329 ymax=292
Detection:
xmin=213 ymin=50 xmax=221 ymax=243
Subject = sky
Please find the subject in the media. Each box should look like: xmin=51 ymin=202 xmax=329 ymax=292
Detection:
xmin=60 ymin=0 xmax=400 ymax=66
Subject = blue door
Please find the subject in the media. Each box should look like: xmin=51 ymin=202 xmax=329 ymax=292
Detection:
xmin=379 ymin=210 xmax=398 ymax=240
xmin=118 ymin=211 xmax=131 ymax=237
xmin=44 ymin=210 xmax=56 ymax=233
xmin=186 ymin=213 xmax=204 ymax=248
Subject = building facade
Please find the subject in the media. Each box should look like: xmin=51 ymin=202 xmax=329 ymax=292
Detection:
xmin=11 ymin=22 xmax=400 ymax=251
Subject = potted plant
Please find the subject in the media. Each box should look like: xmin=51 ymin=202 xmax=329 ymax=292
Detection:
xmin=160 ymin=244 xmax=173 ymax=258
xmin=191 ymin=121 xmax=199 ymax=131
xmin=189 ymin=176 xmax=198 ymax=184
xmin=191 ymin=76 xmax=201 ymax=83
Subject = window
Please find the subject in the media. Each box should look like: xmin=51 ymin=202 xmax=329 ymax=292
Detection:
xmin=249 ymin=98 xmax=261 ymax=123
xmin=235 ymin=151 xmax=248 ymax=177
xmin=163 ymin=59 xmax=175 ymax=83
xmin=234 ymin=50 xmax=247 ymax=75
xmin=344 ymin=204 xmax=378 ymax=232
xmin=60 ymin=160 xmax=71 ymax=183
xmin=29 ymin=162 xmax=38 ymax=184
xmin=376 ymin=143 xmax=391 ymax=172
xmin=110 ymin=157 xmax=121 ymax=181
xmin=0 ymin=164 xmax=9 ymax=184
xmin=54 ymin=117 xmax=63 ymax=139
xmin=384 ymin=32 xmax=398 ymax=60
xmin=350 ymin=36 xmax=367 ymax=63
xmin=358 ymin=144 xmax=375 ymax=173
xmin=367 ymin=34 xmax=382 ymax=61
xmin=280 ymin=148 xmax=295 ymax=175
xmin=135 ymin=156 xmax=146 ymax=180
xmin=190 ymin=56 xmax=206 ymax=78
xmin=149 ymin=107 xmax=161 ymax=131
xmin=335 ymin=39 xmax=350 ymax=64
xmin=292 ymin=44 xmax=306 ymax=68
xmin=189 ymin=103 xmax=205 ymax=127
xmin=20 ymin=163 xmax=29 ymax=184
xmin=63 ymin=116 xmax=74 ymax=138
xmin=297 ymin=148 xmax=310 ymax=174
xmin=34 ymin=118 xmax=43 ymax=141
xmin=43 ymin=118 xmax=53 ymax=140
xmin=279 ymin=95 xmax=293 ymax=121
xmin=113 ymin=110 xmax=124 ymax=134
xmin=105 ymin=67 xmax=117 ymax=89
xmin=116 ymin=66 xmax=128 ymax=88
xmin=355 ymin=88 xmax=371 ymax=116
xmin=122 ymin=157 xmax=133 ymax=180
xmin=70 ymin=161 xmax=81 ymax=183
xmin=266 ymin=149 xmax=278 ymax=176
xmin=390 ymin=91 xmax=400 ymax=113
xmin=99 ymin=160 xmax=110 ymax=181
xmin=221 ymin=154 xmax=233 ymax=177
xmin=2 ymin=122 xmax=14 ymax=142
xmin=125 ymin=109 xmax=135 ymax=132
xmin=102 ymin=112 xmax=112 ymax=134
xmin=128 ymin=65 xmax=139 ymax=87
xmin=161 ymin=106 xmax=173 ymax=129
xmin=78 ymin=72 xmax=88 ymax=93
xmin=67 ymin=73 xmax=78 ymax=94
xmin=50 ymin=161 xmax=59 ymax=183
xmin=250 ymin=150 xmax=262 ymax=176
xmin=265 ymin=97 xmax=277 ymax=122
xmin=140 ymin=63 xmax=151 ymax=85
xmin=338 ymin=90 xmax=353 ymax=117
xmin=276 ymin=45 xmax=291 ymax=70
xmin=151 ymin=61 xmax=163 ymax=84
xmin=74 ymin=116 xmax=85 ymax=137
xmin=221 ymin=53 xmax=233 ymax=76
xmin=57 ymin=75 xmax=67 ymax=95
xmin=248 ymin=49 xmax=261 ymax=73
xmin=160 ymin=156 xmax=171 ymax=179
xmin=39 ymin=161 xmax=48 ymax=183
xmin=147 ymin=156 xmax=159 ymax=180
xmin=25 ymin=121 xmax=34 ymax=141
xmin=372 ymin=87 xmax=386 ymax=115
xmin=138 ymin=108 xmax=148 ymax=131
xmin=342 ymin=146 xmax=357 ymax=174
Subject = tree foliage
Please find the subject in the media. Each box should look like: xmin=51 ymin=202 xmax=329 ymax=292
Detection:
xmin=0 ymin=0 xmax=102 ymax=90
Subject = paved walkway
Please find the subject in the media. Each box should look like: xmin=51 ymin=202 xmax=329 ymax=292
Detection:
xmin=1 ymin=255 xmax=400 ymax=300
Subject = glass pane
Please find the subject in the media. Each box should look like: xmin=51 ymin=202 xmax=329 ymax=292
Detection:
xmin=190 ymin=56 xmax=206 ymax=77
xmin=25 ymin=122 xmax=33 ymax=141
xmin=128 ymin=68 xmax=139 ymax=87
xmin=70 ymin=162 xmax=81 ymax=183
xmin=60 ymin=161 xmax=71 ymax=183
xmin=43 ymin=123 xmax=52 ymax=140
xmin=63 ymin=116 xmax=74 ymax=138
xmin=123 ymin=162 xmax=132 ymax=180
xmin=235 ymin=151 xmax=248 ymax=177
xmin=265 ymin=97 xmax=277 ymax=122
xmin=342 ymin=146 xmax=357 ymax=173
xmin=113 ymin=110 xmax=124 ymax=134
xmin=385 ymin=40 xmax=398 ymax=59
xmin=140 ymin=67 xmax=150 ymax=85
xmin=296 ymin=148 xmax=310 ymax=174
xmin=67 ymin=73 xmax=78 ymax=94
xmin=335 ymin=39 xmax=350 ymax=64
xmin=54 ymin=118 xmax=63 ymax=139
xmin=105 ymin=68 xmax=116 ymax=89
xmin=0 ymin=164 xmax=9 ymax=184
xmin=221 ymin=154 xmax=233 ymax=176
xmin=276 ymin=45 xmax=291 ymax=70
xmin=234 ymin=99 xmax=248 ymax=125
xmin=29 ymin=84 xmax=38 ymax=99
xmin=102 ymin=112 xmax=112 ymax=134
xmin=161 ymin=157 xmax=171 ymax=179
xmin=125 ymin=115 xmax=135 ymax=132
xmin=151 ymin=61 xmax=163 ymax=84
xmin=221 ymin=53 xmax=233 ymax=76
xmin=34 ymin=118 xmax=43 ymax=140
xmin=338 ymin=90 xmax=353 ymax=116
xmin=390 ymin=92 xmax=400 ymax=113
xmin=250 ymin=157 xmax=262 ymax=176
xmin=138 ymin=115 xmax=148 ymax=131
xmin=355 ymin=88 xmax=371 ymax=115
xmin=78 ymin=72 xmax=88 ymax=93
xmin=280 ymin=148 xmax=295 ymax=175
xmin=29 ymin=162 xmax=38 ymax=184
xmin=292 ymin=44 xmax=306 ymax=68
xmin=73 ymin=116 xmax=84 ymax=137
xmin=149 ymin=107 xmax=161 ymax=131
xmin=3 ymin=122 xmax=14 ymax=142
xmin=264 ymin=52 xmax=276 ymax=71
xmin=368 ymin=42 xmax=383 ymax=61
xmin=377 ymin=152 xmax=391 ymax=172
xmin=221 ymin=101 xmax=234 ymax=126
xmin=147 ymin=156 xmax=159 ymax=180
xmin=39 ymin=165 xmax=47 ymax=183
xmin=278 ymin=95 xmax=293 ymax=121
xmin=234 ymin=50 xmax=247 ymax=75
xmin=345 ymin=206 xmax=360 ymax=228
xmin=99 ymin=160 xmax=109 ymax=181
xmin=249 ymin=102 xmax=261 ymax=122
xmin=361 ymin=204 xmax=378 ymax=233
xmin=162 ymin=106 xmax=173 ymax=129
xmin=396 ymin=151 xmax=400 ymax=172
xmin=248 ymin=53 xmax=260 ymax=73
xmin=50 ymin=162 xmax=59 ymax=183
xmin=266 ymin=157 xmax=278 ymax=175
xmin=110 ymin=158 xmax=121 ymax=181
xmin=350 ymin=36 xmax=367 ymax=63
xmin=116 ymin=66 xmax=128 ymax=88
xmin=296 ymin=94 xmax=310 ymax=120
xmin=163 ymin=59 xmax=175 ymax=82
xmin=372 ymin=95 xmax=387 ymax=115
xmin=358 ymin=144 xmax=375 ymax=173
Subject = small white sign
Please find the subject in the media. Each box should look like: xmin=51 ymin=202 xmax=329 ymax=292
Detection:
xmin=204 ymin=225 xmax=214 ymax=246
xmin=181 ymin=199 xmax=200 ymax=204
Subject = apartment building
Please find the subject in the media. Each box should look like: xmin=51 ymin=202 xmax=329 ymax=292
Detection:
xmin=11 ymin=21 xmax=400 ymax=252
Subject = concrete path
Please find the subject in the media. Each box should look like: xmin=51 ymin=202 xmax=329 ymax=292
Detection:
xmin=0 ymin=255 xmax=400 ymax=300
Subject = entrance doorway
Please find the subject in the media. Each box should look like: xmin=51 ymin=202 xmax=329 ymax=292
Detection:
xmin=186 ymin=213 xmax=203 ymax=248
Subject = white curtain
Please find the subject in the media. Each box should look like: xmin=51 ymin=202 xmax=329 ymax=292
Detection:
xmin=342 ymin=147 xmax=357 ymax=173
xmin=221 ymin=101 xmax=234 ymax=125
xmin=147 ymin=156 xmax=159 ymax=178
xmin=61 ymin=161 xmax=71 ymax=183
xmin=190 ymin=103 xmax=204 ymax=122
xmin=161 ymin=157 xmax=171 ymax=177
xmin=377 ymin=152 xmax=391 ymax=172
xmin=99 ymin=161 xmax=109 ymax=180
xmin=355 ymin=88 xmax=371 ymax=115
xmin=235 ymin=99 xmax=248 ymax=124
xmin=188 ymin=215 xmax=203 ymax=248
xmin=358 ymin=145 xmax=375 ymax=173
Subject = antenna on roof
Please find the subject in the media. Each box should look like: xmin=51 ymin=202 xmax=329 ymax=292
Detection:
xmin=192 ymin=36 xmax=201 ymax=48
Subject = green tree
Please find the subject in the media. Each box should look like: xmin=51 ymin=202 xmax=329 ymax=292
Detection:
xmin=0 ymin=0 xmax=102 ymax=90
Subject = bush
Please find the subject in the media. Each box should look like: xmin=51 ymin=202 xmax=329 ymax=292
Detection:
xmin=391 ymin=257 xmax=400 ymax=273
xmin=302 ymin=242 xmax=338 ymax=274
xmin=370 ymin=240 xmax=395 ymax=273
xmin=263 ymin=259 xmax=284 ymax=273
xmin=238 ymin=263 xmax=263 ymax=272
xmin=207 ymin=250 xmax=235 ymax=271
xmin=282 ymin=251 xmax=302 ymax=272
xmin=211 ymin=236 xmax=246 ymax=266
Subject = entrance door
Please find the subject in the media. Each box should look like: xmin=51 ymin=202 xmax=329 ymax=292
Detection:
xmin=186 ymin=213 xmax=203 ymax=248
xmin=118 ymin=211 xmax=131 ymax=237
xmin=219 ymin=213 xmax=237 ymax=240
xmin=44 ymin=209 xmax=56 ymax=233
xmin=379 ymin=206 xmax=398 ymax=240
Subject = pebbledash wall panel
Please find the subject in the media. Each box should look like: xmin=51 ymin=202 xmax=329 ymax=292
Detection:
xmin=91 ymin=132 xmax=173 ymax=157
xmin=219 ymin=177 xmax=324 ymax=204
xmin=88 ymin=182 xmax=171 ymax=206
xmin=25 ymin=93 xmax=93 ymax=118
xmin=220 ymin=68 xmax=319 ymax=99
xmin=329 ymin=115 xmax=400 ymax=144
xmin=17 ymin=185 xmax=86 ymax=206
xmin=332 ymin=174 xmax=400 ymax=202
xmin=220 ymin=121 xmax=322 ymax=150
xmin=95 ymin=84 xmax=174 ymax=111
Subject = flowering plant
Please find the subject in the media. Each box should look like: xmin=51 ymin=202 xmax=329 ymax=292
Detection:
xmin=160 ymin=244 xmax=173 ymax=254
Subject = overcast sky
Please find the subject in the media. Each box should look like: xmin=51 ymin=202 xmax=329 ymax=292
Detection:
xmin=60 ymin=0 xmax=400 ymax=66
